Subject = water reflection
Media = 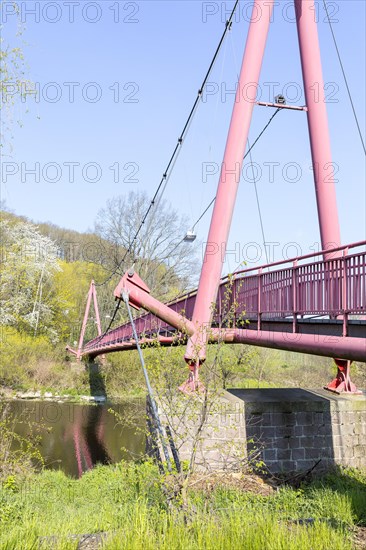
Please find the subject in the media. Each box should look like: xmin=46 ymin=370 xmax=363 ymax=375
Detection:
xmin=66 ymin=406 xmax=111 ymax=477
xmin=2 ymin=399 xmax=145 ymax=478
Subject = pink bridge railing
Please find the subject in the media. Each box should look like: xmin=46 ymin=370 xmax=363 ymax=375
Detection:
xmin=84 ymin=241 xmax=366 ymax=354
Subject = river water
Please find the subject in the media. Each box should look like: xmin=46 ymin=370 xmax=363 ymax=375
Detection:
xmin=1 ymin=399 xmax=146 ymax=478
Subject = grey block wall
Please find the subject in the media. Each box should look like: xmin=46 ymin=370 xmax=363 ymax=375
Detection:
xmin=153 ymin=393 xmax=248 ymax=471
xmin=153 ymin=388 xmax=366 ymax=473
xmin=228 ymin=388 xmax=366 ymax=472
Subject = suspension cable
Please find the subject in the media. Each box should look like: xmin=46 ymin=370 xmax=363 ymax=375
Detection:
xmin=145 ymin=109 xmax=283 ymax=302
xmin=148 ymin=107 xmax=282 ymax=285
xmin=192 ymin=198 xmax=216 ymax=231
xmin=122 ymin=290 xmax=172 ymax=471
xmin=98 ymin=103 xmax=282 ymax=335
xmin=89 ymin=1 xmax=241 ymax=340
xmin=323 ymin=0 xmax=366 ymax=155
xmin=191 ymin=108 xmax=281 ymax=232
xmin=95 ymin=0 xmax=241 ymax=289
xmin=248 ymin=137 xmax=269 ymax=265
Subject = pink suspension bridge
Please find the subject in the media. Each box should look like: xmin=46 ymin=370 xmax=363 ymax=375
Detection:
xmin=68 ymin=0 xmax=366 ymax=393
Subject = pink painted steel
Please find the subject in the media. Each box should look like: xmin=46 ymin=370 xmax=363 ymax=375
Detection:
xmin=77 ymin=281 xmax=94 ymax=360
xmin=92 ymin=283 xmax=102 ymax=337
xmin=75 ymin=1 xmax=363 ymax=388
xmin=114 ymin=271 xmax=196 ymax=336
xmin=77 ymin=280 xmax=102 ymax=360
xmin=324 ymin=359 xmax=362 ymax=394
xmin=185 ymin=0 xmax=274 ymax=366
xmin=81 ymin=242 xmax=366 ymax=363
xmin=295 ymin=0 xmax=341 ymax=255
xmin=223 ymin=329 xmax=366 ymax=363
xmin=82 ymin=326 xmax=365 ymax=363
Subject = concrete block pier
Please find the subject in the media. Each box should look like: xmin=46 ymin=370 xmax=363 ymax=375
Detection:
xmin=228 ymin=388 xmax=366 ymax=472
xmin=153 ymin=389 xmax=366 ymax=473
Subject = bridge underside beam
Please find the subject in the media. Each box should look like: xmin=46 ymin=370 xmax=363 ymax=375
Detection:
xmin=242 ymin=318 xmax=366 ymax=339
xmin=84 ymin=328 xmax=365 ymax=363
xmin=224 ymin=329 xmax=365 ymax=363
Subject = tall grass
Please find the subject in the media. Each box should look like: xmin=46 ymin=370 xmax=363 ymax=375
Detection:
xmin=0 ymin=463 xmax=364 ymax=549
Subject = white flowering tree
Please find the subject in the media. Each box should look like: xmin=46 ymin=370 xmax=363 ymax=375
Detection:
xmin=0 ymin=220 xmax=62 ymax=340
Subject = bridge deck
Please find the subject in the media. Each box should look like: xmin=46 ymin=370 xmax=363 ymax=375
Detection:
xmin=82 ymin=242 xmax=366 ymax=361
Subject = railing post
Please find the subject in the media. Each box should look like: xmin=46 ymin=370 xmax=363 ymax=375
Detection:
xmin=292 ymin=260 xmax=298 ymax=333
xmin=257 ymin=268 xmax=263 ymax=331
xmin=233 ymin=274 xmax=237 ymax=328
xmin=218 ymin=283 xmax=222 ymax=328
xmin=342 ymin=247 xmax=349 ymax=337
xmin=92 ymin=282 xmax=102 ymax=338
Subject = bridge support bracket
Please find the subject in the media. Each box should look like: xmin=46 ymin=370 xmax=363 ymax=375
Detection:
xmin=179 ymin=363 xmax=205 ymax=394
xmin=324 ymin=359 xmax=362 ymax=395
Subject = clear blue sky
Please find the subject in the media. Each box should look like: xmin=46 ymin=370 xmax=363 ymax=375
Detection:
xmin=1 ymin=0 xmax=365 ymax=273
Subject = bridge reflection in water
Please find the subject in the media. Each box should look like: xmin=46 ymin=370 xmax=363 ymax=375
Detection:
xmin=2 ymin=399 xmax=145 ymax=478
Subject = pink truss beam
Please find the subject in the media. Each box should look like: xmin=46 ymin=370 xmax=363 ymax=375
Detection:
xmin=76 ymin=280 xmax=102 ymax=361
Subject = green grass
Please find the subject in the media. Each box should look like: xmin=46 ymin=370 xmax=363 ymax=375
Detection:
xmin=0 ymin=463 xmax=365 ymax=549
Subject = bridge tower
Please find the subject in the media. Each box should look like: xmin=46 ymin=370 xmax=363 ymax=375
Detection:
xmin=77 ymin=0 xmax=364 ymax=394
xmin=184 ymin=0 xmax=343 ymax=388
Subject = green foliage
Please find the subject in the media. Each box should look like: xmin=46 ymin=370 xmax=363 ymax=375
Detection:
xmin=101 ymin=351 xmax=146 ymax=396
xmin=0 ymin=463 xmax=364 ymax=549
xmin=0 ymin=327 xmax=88 ymax=392
xmin=207 ymin=344 xmax=259 ymax=389
xmin=0 ymin=3 xmax=33 ymax=151
xmin=0 ymin=219 xmax=61 ymax=339
xmin=1 ymin=211 xmax=364 ymax=396
xmin=0 ymin=404 xmax=44 ymax=481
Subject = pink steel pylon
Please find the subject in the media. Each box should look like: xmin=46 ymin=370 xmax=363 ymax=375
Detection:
xmin=113 ymin=1 xmax=358 ymax=393
xmin=77 ymin=280 xmax=102 ymax=361
xmin=183 ymin=0 xmax=343 ymax=390
xmin=324 ymin=359 xmax=362 ymax=395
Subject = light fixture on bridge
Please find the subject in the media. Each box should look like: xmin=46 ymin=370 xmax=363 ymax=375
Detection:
xmin=184 ymin=230 xmax=197 ymax=242
xmin=274 ymin=94 xmax=286 ymax=105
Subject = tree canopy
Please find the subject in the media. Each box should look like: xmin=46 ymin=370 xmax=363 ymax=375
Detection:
xmin=94 ymin=190 xmax=198 ymax=299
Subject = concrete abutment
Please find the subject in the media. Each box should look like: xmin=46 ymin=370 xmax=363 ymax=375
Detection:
xmin=152 ymin=388 xmax=366 ymax=473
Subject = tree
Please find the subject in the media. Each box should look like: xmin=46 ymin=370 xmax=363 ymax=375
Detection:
xmin=94 ymin=191 xmax=198 ymax=299
xmin=0 ymin=3 xmax=34 ymax=154
xmin=211 ymin=344 xmax=258 ymax=389
xmin=0 ymin=219 xmax=61 ymax=340
xmin=0 ymin=210 xmax=134 ymax=344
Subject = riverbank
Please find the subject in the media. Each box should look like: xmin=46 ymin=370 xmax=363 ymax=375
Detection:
xmin=0 ymin=386 xmax=146 ymax=403
xmin=1 ymin=462 xmax=365 ymax=549
xmin=1 ymin=337 xmax=365 ymax=403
